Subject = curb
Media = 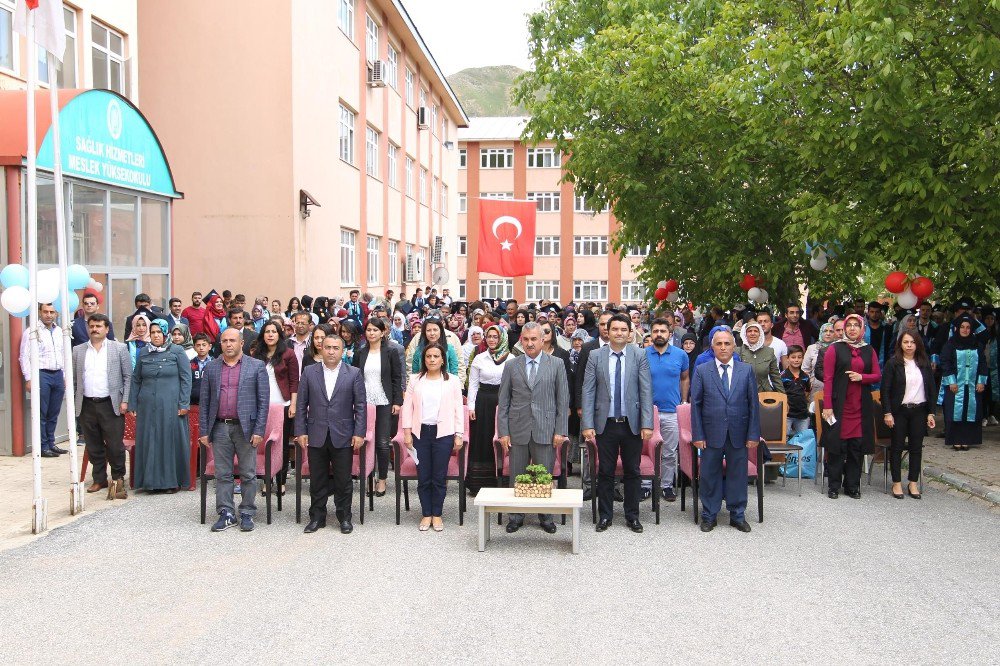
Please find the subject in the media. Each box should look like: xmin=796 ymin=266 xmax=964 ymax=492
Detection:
xmin=923 ymin=466 xmax=1000 ymax=506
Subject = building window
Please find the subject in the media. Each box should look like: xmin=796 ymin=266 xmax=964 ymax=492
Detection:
xmin=91 ymin=21 xmax=125 ymax=95
xmin=527 ymin=191 xmax=560 ymax=213
xmin=388 ymin=240 xmax=399 ymax=284
xmin=627 ymin=244 xmax=650 ymax=257
xmin=431 ymin=104 xmax=438 ymax=135
xmin=527 ymin=147 xmax=561 ymax=168
xmin=574 ymin=195 xmax=609 ymax=213
xmin=441 ymin=183 xmax=448 ymax=216
xmin=339 ymin=0 xmax=355 ymax=40
xmin=404 ymin=68 xmax=414 ymax=106
xmin=527 ymin=280 xmax=560 ymax=301
xmin=480 ymin=148 xmax=513 ymax=169
xmin=367 ymin=235 xmax=380 ymax=284
xmin=419 ymin=168 xmax=428 ymax=204
xmin=574 ymin=280 xmax=608 ymax=301
xmin=339 ymin=105 xmax=356 ymax=164
xmin=621 ymin=281 xmax=645 ymax=302
xmin=340 ymin=229 xmax=357 ymax=285
xmin=535 ymin=236 xmax=560 ymax=256
xmin=387 ymin=143 xmax=399 ymax=188
xmin=480 ymin=192 xmax=514 ymax=200
xmin=419 ymin=88 xmax=427 ymax=109
xmin=480 ymin=279 xmax=513 ymax=300
xmin=365 ymin=14 xmax=378 ymax=62
xmin=417 ymin=248 xmax=426 ymax=280
xmin=574 ymin=235 xmax=609 ymax=256
xmin=442 ymin=117 xmax=448 ymax=141
xmin=458 ymin=149 xmax=467 ymax=168
xmin=386 ymin=44 xmax=399 ymax=89
xmin=432 ymin=176 xmax=438 ymax=210
xmin=0 ymin=0 xmax=12 ymax=71
xmin=365 ymin=126 xmax=379 ymax=177
xmin=458 ymin=193 xmax=467 ymax=213
xmin=458 ymin=279 xmax=466 ymax=300
xmin=405 ymin=156 xmax=414 ymax=197
xmin=458 ymin=236 xmax=467 ymax=256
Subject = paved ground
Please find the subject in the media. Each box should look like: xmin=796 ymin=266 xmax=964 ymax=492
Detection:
xmin=0 ymin=464 xmax=998 ymax=664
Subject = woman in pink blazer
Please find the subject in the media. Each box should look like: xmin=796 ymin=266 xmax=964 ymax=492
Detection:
xmin=401 ymin=342 xmax=464 ymax=531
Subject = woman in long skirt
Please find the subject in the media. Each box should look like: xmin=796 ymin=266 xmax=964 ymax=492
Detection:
xmin=940 ymin=314 xmax=988 ymax=450
xmin=466 ymin=325 xmax=513 ymax=495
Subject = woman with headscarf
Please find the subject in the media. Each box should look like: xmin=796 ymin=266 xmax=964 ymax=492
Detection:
xmin=558 ymin=313 xmax=578 ymax=350
xmin=461 ymin=326 xmax=484 ymax=389
xmin=579 ymin=309 xmax=599 ymax=339
xmin=126 ymin=313 xmax=152 ymax=369
xmin=803 ymin=322 xmax=835 ymax=384
xmin=821 ymin=314 xmax=881 ymax=499
xmin=128 ymin=319 xmax=193 ymax=493
xmin=681 ymin=332 xmax=699 ymax=376
xmin=448 ymin=312 xmax=467 ymax=343
xmin=170 ymin=322 xmax=197 ymax=361
xmin=939 ymin=314 xmax=988 ymax=451
xmin=736 ymin=321 xmax=784 ymax=394
xmin=467 ymin=325 xmax=513 ymax=494
xmin=202 ymin=294 xmax=228 ymax=343
xmin=391 ymin=312 xmax=408 ymax=346
xmin=250 ymin=304 xmax=268 ymax=334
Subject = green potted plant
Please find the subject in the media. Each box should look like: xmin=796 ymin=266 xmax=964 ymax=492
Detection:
xmin=514 ymin=463 xmax=554 ymax=498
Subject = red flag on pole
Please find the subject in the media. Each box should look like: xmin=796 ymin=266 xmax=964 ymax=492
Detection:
xmin=477 ymin=199 xmax=536 ymax=277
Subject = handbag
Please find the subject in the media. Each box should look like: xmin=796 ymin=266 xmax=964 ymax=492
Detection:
xmin=780 ymin=429 xmax=817 ymax=479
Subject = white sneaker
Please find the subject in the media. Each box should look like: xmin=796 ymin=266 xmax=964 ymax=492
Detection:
xmin=989 ymin=416 xmax=999 ymax=426
xmin=983 ymin=419 xmax=989 ymax=427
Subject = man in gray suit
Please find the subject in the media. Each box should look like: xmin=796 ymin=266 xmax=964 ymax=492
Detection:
xmin=582 ymin=313 xmax=654 ymax=533
xmin=72 ymin=313 xmax=132 ymax=500
xmin=199 ymin=328 xmax=270 ymax=533
xmin=294 ymin=335 xmax=367 ymax=535
xmin=497 ymin=322 xmax=570 ymax=534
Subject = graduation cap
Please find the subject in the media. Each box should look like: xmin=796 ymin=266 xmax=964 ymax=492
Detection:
xmin=202 ymin=289 xmax=221 ymax=304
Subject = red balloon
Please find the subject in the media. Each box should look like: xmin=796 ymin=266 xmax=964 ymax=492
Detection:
xmin=910 ymin=276 xmax=934 ymax=299
xmin=884 ymin=271 xmax=908 ymax=294
xmin=654 ymin=288 xmax=669 ymax=301
xmin=739 ymin=274 xmax=757 ymax=291
xmin=664 ymin=279 xmax=679 ymax=293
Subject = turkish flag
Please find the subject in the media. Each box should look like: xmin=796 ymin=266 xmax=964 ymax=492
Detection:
xmin=478 ymin=199 xmax=536 ymax=277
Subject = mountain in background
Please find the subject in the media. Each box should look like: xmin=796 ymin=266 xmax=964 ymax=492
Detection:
xmin=447 ymin=65 xmax=528 ymax=117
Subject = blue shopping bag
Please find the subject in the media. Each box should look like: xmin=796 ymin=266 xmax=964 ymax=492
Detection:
xmin=779 ymin=429 xmax=816 ymax=479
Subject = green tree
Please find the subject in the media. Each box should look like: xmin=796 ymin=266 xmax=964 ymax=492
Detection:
xmin=515 ymin=0 xmax=1000 ymax=305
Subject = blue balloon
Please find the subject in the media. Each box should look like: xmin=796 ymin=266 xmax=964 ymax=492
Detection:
xmin=53 ymin=291 xmax=80 ymax=314
xmin=67 ymin=264 xmax=91 ymax=290
xmin=0 ymin=264 xmax=29 ymax=289
xmin=11 ymin=306 xmax=31 ymax=318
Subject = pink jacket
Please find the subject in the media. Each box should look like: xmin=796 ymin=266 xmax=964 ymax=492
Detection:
xmin=401 ymin=374 xmax=464 ymax=438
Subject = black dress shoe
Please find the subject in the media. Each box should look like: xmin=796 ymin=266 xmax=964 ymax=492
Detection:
xmin=41 ymin=449 xmax=59 ymax=458
xmin=540 ymin=521 xmax=557 ymax=534
xmin=700 ymin=519 xmax=716 ymax=533
xmin=626 ymin=519 xmax=643 ymax=533
xmin=892 ymin=491 xmax=905 ymax=500
xmin=846 ymin=489 xmax=862 ymax=500
xmin=505 ymin=520 xmax=523 ymax=533
xmin=729 ymin=519 xmax=752 ymax=533
xmin=303 ymin=520 xmax=325 ymax=533
xmin=662 ymin=487 xmax=677 ymax=502
xmin=51 ymin=445 xmax=68 ymax=454
xmin=907 ymin=488 xmax=922 ymax=499
xmin=828 ymin=489 xmax=839 ymax=499
xmin=339 ymin=520 xmax=353 ymax=534
xmin=595 ymin=518 xmax=612 ymax=532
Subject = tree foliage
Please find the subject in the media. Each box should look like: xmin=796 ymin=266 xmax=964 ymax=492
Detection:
xmin=514 ymin=0 xmax=1000 ymax=305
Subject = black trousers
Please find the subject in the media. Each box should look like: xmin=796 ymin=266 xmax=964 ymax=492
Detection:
xmin=374 ymin=404 xmax=394 ymax=480
xmin=890 ymin=405 xmax=925 ymax=483
xmin=307 ymin=435 xmax=353 ymax=523
xmin=827 ymin=437 xmax=863 ymax=493
xmin=597 ymin=420 xmax=642 ymax=522
xmin=79 ymin=398 xmax=126 ymax=484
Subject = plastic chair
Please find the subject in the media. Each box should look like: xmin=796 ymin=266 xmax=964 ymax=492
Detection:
xmin=759 ymin=392 xmax=802 ymax=495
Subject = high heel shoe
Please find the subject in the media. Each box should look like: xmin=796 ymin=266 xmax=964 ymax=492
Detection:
xmin=891 ymin=485 xmax=904 ymax=500
xmin=907 ymin=485 xmax=922 ymax=499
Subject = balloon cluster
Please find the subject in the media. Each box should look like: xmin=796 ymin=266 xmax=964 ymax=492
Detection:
xmin=653 ymin=279 xmax=680 ymax=303
xmin=884 ymin=272 xmax=933 ymax=310
xmin=0 ymin=264 xmax=100 ymax=318
xmin=739 ymin=274 xmax=769 ymax=304
xmin=804 ymin=240 xmax=841 ymax=271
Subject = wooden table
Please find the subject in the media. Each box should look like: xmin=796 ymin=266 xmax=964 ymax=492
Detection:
xmin=474 ymin=488 xmax=584 ymax=554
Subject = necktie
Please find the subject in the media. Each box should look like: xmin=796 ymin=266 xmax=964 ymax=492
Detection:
xmin=527 ymin=359 xmax=536 ymax=385
xmin=613 ymin=351 xmax=623 ymax=418
xmin=721 ymin=363 xmax=730 ymax=396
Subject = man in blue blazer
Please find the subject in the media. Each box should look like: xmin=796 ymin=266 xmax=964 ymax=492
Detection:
xmin=582 ymin=313 xmax=654 ymax=533
xmin=294 ymin=335 xmax=367 ymax=535
xmin=690 ymin=328 xmax=760 ymax=533
xmin=199 ymin=328 xmax=270 ymax=533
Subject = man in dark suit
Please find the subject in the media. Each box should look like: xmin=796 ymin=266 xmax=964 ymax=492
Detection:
xmin=211 ymin=308 xmax=255 ymax=357
xmin=575 ymin=310 xmax=618 ymax=501
xmin=295 ymin=335 xmax=367 ymax=535
xmin=71 ymin=292 xmax=115 ymax=346
xmin=581 ymin=313 xmax=654 ymax=533
xmin=690 ymin=329 xmax=760 ymax=533
xmin=199 ymin=328 xmax=270 ymax=533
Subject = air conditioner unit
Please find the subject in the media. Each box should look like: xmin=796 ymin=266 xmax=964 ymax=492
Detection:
xmin=431 ymin=236 xmax=444 ymax=263
xmin=405 ymin=256 xmax=420 ymax=282
xmin=417 ymin=106 xmax=429 ymax=129
xmin=368 ymin=60 xmax=387 ymax=88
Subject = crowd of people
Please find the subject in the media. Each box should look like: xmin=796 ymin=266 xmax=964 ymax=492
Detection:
xmin=21 ymin=283 xmax=1000 ymax=532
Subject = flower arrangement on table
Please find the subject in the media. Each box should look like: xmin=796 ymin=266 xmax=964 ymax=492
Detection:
xmin=514 ymin=464 xmax=554 ymax=498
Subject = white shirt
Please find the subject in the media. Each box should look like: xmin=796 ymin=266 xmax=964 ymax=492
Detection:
xmin=767 ymin=336 xmax=788 ymax=365
xmin=83 ymin=340 xmax=110 ymax=398
xmin=607 ymin=346 xmax=628 ymax=417
xmin=322 ymin=362 xmax=342 ymax=401
xmin=19 ymin=322 xmax=64 ymax=379
xmin=715 ymin=357 xmax=733 ymax=390
xmin=420 ymin=376 xmax=444 ymax=425
xmin=265 ymin=363 xmax=290 ymax=406
xmin=468 ymin=353 xmax=510 ymax=407
xmin=363 ymin=350 xmax=389 ymax=406
xmin=902 ymin=359 xmax=925 ymax=405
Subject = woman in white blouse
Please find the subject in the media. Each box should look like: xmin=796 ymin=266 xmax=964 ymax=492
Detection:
xmin=400 ymin=343 xmax=464 ymax=531
xmin=352 ymin=319 xmax=403 ymax=498
xmin=466 ymin=325 xmax=513 ymax=495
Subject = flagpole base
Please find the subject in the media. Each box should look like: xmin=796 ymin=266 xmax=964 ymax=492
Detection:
xmin=32 ymin=497 xmax=48 ymax=534
xmin=70 ymin=481 xmax=85 ymax=514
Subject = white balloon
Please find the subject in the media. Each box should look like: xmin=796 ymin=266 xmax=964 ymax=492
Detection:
xmin=1 ymin=285 xmax=32 ymax=313
xmin=88 ymin=279 xmax=104 ymax=293
xmin=810 ymin=254 xmax=828 ymax=271
xmin=656 ymin=280 xmax=667 ymax=290
xmin=35 ymin=268 xmax=60 ymax=303
xmin=758 ymin=289 xmax=769 ymax=303
xmin=896 ymin=288 xmax=918 ymax=310
xmin=747 ymin=287 xmax=762 ymax=302
xmin=666 ymin=291 xmax=679 ymax=303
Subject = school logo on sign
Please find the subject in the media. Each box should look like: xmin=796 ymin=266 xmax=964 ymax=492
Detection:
xmin=106 ymin=99 xmax=123 ymax=140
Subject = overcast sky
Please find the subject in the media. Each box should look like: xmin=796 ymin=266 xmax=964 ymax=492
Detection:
xmin=403 ymin=0 xmax=545 ymax=76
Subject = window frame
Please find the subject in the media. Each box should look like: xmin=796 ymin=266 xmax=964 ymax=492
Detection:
xmin=90 ymin=20 xmax=125 ymax=95
xmin=458 ymin=193 xmax=467 ymax=213
xmin=340 ymin=228 xmax=357 ymax=286
xmin=385 ymin=43 xmax=399 ymax=90
xmin=338 ymin=0 xmax=355 ymax=40
xmin=527 ymin=191 xmax=560 ymax=213
xmin=458 ymin=149 xmax=467 ymax=168
xmin=573 ymin=235 xmax=609 ymax=256
xmin=458 ymin=236 xmax=467 ymax=256
xmin=480 ymin=148 xmax=514 ymax=169
xmin=365 ymin=13 xmax=379 ymax=63
xmin=621 ymin=281 xmax=645 ymax=302
xmin=526 ymin=147 xmax=561 ymax=168
xmin=365 ymin=125 xmax=380 ymax=178
xmin=404 ymin=68 xmax=414 ymax=107
xmin=404 ymin=156 xmax=414 ymax=197
xmin=527 ymin=280 xmax=560 ymax=301
xmin=366 ymin=235 xmax=380 ymax=285
xmin=574 ymin=280 xmax=608 ymax=301
xmin=339 ymin=104 xmax=356 ymax=165
xmin=479 ymin=279 xmax=514 ymax=301
xmin=388 ymin=240 xmax=399 ymax=284
xmin=534 ymin=236 xmax=561 ymax=256
xmin=387 ymin=143 xmax=399 ymax=189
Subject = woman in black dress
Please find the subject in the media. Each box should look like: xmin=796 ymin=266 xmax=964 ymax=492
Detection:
xmin=466 ymin=325 xmax=513 ymax=495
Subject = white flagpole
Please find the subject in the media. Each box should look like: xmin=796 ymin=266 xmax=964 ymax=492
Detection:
xmin=25 ymin=9 xmax=47 ymax=533
xmin=48 ymin=58 xmax=83 ymax=514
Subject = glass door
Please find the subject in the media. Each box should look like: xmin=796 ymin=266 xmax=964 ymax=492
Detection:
xmin=110 ymin=274 xmax=140 ymax=335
